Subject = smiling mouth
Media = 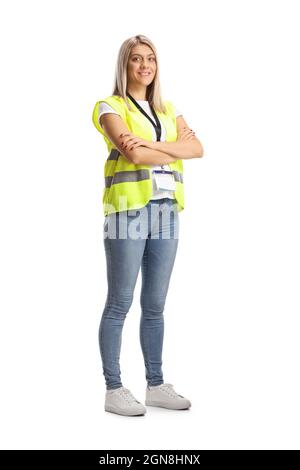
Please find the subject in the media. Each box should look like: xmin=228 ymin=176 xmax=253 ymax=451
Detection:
xmin=138 ymin=72 xmax=151 ymax=76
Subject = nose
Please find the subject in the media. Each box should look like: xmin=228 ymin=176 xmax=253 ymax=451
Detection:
xmin=140 ymin=58 xmax=152 ymax=68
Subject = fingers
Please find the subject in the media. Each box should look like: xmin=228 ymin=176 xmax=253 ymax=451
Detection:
xmin=179 ymin=128 xmax=194 ymax=135
xmin=178 ymin=128 xmax=195 ymax=141
xmin=123 ymin=138 xmax=137 ymax=149
xmin=127 ymin=138 xmax=148 ymax=151
xmin=120 ymin=135 xmax=135 ymax=149
xmin=119 ymin=132 xmax=132 ymax=147
xmin=120 ymin=136 xmax=142 ymax=150
xmin=128 ymin=142 xmax=139 ymax=150
xmin=178 ymin=132 xmax=194 ymax=141
xmin=181 ymin=128 xmax=195 ymax=135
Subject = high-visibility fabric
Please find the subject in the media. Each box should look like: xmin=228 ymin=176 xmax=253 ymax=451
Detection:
xmin=92 ymin=95 xmax=184 ymax=216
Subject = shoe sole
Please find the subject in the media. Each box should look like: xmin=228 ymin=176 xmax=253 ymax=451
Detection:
xmin=105 ymin=404 xmax=146 ymax=416
xmin=145 ymin=400 xmax=191 ymax=410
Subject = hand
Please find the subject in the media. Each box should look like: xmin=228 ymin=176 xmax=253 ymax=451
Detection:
xmin=177 ymin=127 xmax=195 ymax=142
xmin=119 ymin=132 xmax=153 ymax=151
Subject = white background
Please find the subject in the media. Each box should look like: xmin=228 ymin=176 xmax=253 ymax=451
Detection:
xmin=0 ymin=0 xmax=299 ymax=450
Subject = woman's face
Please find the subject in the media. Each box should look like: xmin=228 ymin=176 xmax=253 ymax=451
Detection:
xmin=127 ymin=44 xmax=157 ymax=88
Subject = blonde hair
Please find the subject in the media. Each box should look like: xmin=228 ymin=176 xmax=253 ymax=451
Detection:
xmin=112 ymin=34 xmax=167 ymax=114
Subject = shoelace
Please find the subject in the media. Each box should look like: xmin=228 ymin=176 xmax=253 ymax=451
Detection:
xmin=157 ymin=383 xmax=184 ymax=399
xmin=117 ymin=387 xmax=140 ymax=405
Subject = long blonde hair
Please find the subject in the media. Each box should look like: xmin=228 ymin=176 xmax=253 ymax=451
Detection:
xmin=112 ymin=34 xmax=167 ymax=114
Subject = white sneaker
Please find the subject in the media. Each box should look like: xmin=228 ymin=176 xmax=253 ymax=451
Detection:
xmin=145 ymin=383 xmax=191 ymax=410
xmin=105 ymin=386 xmax=147 ymax=416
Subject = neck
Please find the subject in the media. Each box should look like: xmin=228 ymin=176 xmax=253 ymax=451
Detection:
xmin=127 ymin=85 xmax=147 ymax=101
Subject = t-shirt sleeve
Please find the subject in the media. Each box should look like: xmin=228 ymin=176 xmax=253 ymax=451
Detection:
xmin=166 ymin=100 xmax=183 ymax=118
xmin=92 ymin=96 xmax=127 ymax=140
xmin=98 ymin=102 xmax=121 ymax=128
xmin=174 ymin=106 xmax=183 ymax=118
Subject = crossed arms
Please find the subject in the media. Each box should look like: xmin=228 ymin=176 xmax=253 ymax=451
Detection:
xmin=100 ymin=113 xmax=204 ymax=165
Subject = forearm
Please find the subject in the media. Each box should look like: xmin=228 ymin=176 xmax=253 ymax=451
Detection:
xmin=131 ymin=146 xmax=178 ymax=165
xmin=151 ymin=141 xmax=203 ymax=159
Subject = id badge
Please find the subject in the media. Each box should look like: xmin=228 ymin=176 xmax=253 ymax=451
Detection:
xmin=153 ymin=170 xmax=176 ymax=191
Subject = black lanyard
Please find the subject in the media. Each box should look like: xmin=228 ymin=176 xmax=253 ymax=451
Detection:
xmin=126 ymin=93 xmax=162 ymax=142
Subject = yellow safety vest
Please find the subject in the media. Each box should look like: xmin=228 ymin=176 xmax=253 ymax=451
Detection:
xmin=92 ymin=95 xmax=184 ymax=216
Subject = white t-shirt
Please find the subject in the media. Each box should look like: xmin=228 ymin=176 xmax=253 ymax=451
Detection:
xmin=98 ymin=100 xmax=183 ymax=200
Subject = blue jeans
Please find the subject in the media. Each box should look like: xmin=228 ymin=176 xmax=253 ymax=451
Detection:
xmin=99 ymin=198 xmax=179 ymax=390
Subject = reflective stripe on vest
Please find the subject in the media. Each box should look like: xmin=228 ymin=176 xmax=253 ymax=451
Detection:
xmin=172 ymin=171 xmax=183 ymax=183
xmin=107 ymin=148 xmax=120 ymax=160
xmin=106 ymin=149 xmax=183 ymax=185
xmin=105 ymin=169 xmax=150 ymax=188
xmin=105 ymin=168 xmax=183 ymax=188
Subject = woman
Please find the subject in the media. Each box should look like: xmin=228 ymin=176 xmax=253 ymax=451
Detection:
xmin=92 ymin=34 xmax=204 ymax=417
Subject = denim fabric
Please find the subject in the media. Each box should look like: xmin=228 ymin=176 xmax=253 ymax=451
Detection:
xmin=99 ymin=198 xmax=179 ymax=390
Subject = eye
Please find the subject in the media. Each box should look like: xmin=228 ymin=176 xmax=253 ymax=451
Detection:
xmin=132 ymin=57 xmax=156 ymax=62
